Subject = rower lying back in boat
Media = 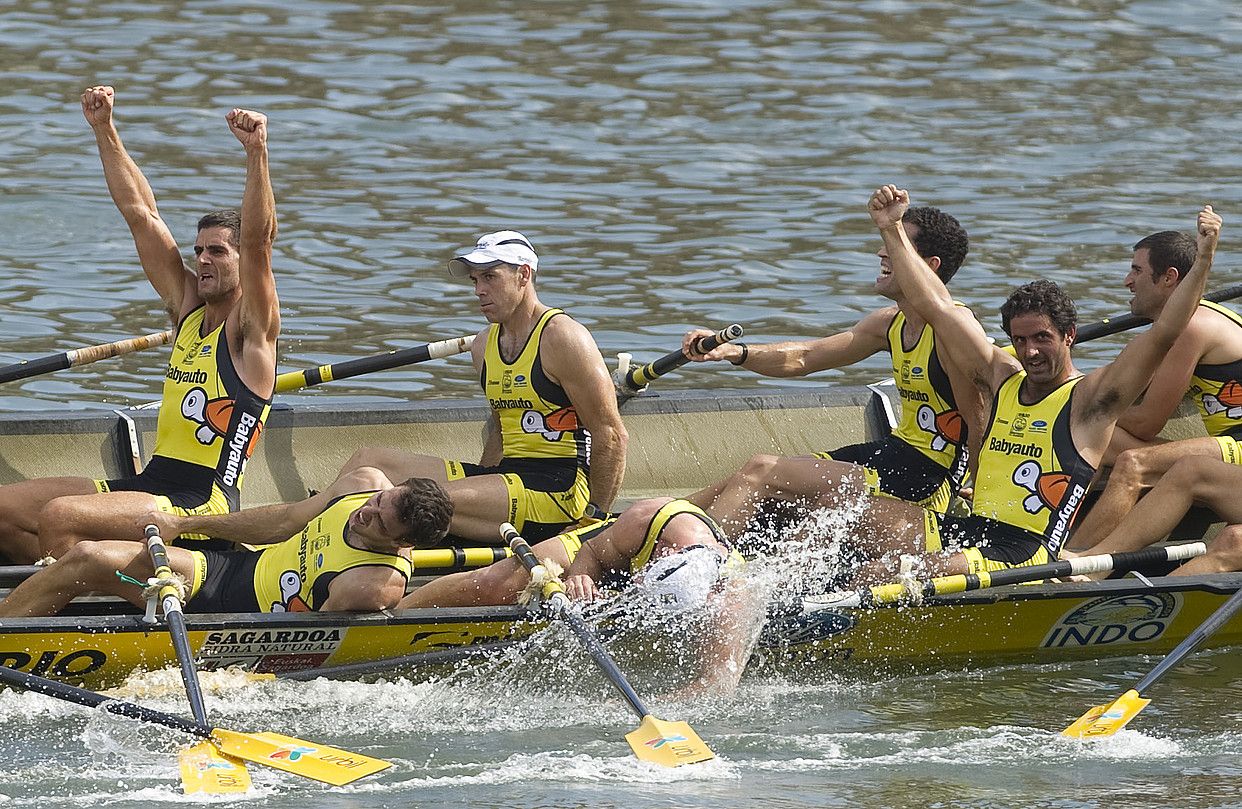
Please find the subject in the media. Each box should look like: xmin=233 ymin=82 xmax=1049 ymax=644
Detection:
xmin=0 ymin=468 xmax=452 ymax=618
xmin=402 ymin=497 xmax=760 ymax=695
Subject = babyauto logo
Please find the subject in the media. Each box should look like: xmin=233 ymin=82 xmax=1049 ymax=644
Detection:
xmin=1041 ymin=593 xmax=1180 ymax=649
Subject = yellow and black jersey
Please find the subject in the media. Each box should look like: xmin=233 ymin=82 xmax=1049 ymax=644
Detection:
xmin=1188 ymin=300 xmax=1242 ymax=439
xmin=971 ymin=372 xmax=1094 ymax=556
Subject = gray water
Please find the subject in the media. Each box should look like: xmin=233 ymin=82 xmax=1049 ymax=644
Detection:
xmin=0 ymin=0 xmax=1240 ymax=806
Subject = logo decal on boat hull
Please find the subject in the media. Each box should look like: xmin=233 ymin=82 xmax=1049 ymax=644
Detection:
xmin=1041 ymin=592 xmax=1181 ymax=649
xmin=759 ymin=609 xmax=858 ymax=648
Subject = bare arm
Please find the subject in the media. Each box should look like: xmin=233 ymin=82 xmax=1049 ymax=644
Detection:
xmin=1076 ymin=206 xmax=1221 ymax=437
xmin=869 ymin=185 xmax=1018 ymax=394
xmin=320 ymin=566 xmax=407 ymax=611
xmin=543 ymin=317 xmax=628 ymax=510
xmin=676 ymin=579 xmax=764 ymax=697
xmin=681 ymin=309 xmax=893 ymax=377
xmin=82 ymin=85 xmax=194 ymax=321
xmin=225 ymin=109 xmax=280 ymax=396
xmin=470 ymin=327 xmax=504 ymax=466
xmin=1115 ymin=317 xmax=1209 ymax=441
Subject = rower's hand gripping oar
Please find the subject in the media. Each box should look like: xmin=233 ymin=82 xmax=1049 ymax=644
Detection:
xmin=501 ymin=523 xmax=715 ymax=767
xmin=1063 ymin=582 xmax=1242 ymax=739
xmin=0 ymin=663 xmax=392 ymax=786
xmin=140 ymin=524 xmax=251 ymax=793
xmin=275 ymin=334 xmax=475 ymax=393
xmin=616 ymin=324 xmax=743 ymax=397
xmin=802 ymin=543 xmax=1207 ymax=612
xmin=0 ymin=329 xmax=173 ymax=385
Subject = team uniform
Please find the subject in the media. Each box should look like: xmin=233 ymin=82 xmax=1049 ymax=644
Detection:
xmin=447 ymin=308 xmax=591 ymax=541
xmin=184 ymin=490 xmax=411 ymax=613
xmin=817 ymin=311 xmax=968 ymax=512
xmin=95 ymin=306 xmax=271 ymax=536
xmin=1188 ymin=300 xmax=1242 ymax=464
xmin=554 ymin=499 xmax=744 ymax=588
xmin=922 ymin=372 xmax=1094 ymax=572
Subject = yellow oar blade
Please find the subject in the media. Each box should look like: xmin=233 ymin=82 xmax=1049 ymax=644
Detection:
xmin=210 ymin=729 xmax=391 ymax=785
xmin=624 ymin=715 xmax=715 ymax=767
xmin=178 ymin=740 xmax=251 ymax=794
xmin=1062 ymin=689 xmax=1152 ymax=739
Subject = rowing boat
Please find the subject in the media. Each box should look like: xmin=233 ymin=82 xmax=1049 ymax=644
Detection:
xmin=0 ymin=384 xmax=1236 ymax=686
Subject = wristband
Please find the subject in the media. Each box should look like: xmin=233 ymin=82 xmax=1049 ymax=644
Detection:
xmin=729 ymin=343 xmax=749 ymax=366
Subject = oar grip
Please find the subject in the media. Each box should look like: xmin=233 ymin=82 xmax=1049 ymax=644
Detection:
xmin=502 ymin=523 xmax=566 ymax=602
xmin=622 ymin=323 xmax=743 ymax=392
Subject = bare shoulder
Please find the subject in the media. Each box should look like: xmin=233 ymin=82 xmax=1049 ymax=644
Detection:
xmin=540 ymin=311 xmax=604 ymax=362
xmin=331 ymin=466 xmax=391 ymax=495
xmin=1192 ymin=303 xmax=1241 ymax=357
xmin=855 ymin=305 xmax=900 ymax=337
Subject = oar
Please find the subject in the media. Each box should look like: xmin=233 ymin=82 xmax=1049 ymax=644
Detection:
xmin=802 ymin=542 xmax=1206 ymax=612
xmin=138 ymin=524 xmax=250 ymax=793
xmin=0 ymin=547 xmax=512 ymax=590
xmin=501 ymin=523 xmax=715 ymax=767
xmin=1075 ymin=282 xmax=1242 ymax=343
xmin=275 ymin=334 xmax=475 ymax=393
xmin=0 ymin=664 xmax=391 ymax=785
xmin=1063 ymin=584 xmax=1242 ymax=739
xmin=616 ymin=324 xmax=743 ymax=396
xmin=0 ymin=329 xmax=173 ymax=385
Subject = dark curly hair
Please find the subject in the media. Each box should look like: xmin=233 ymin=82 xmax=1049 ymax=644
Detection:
xmin=197 ymin=209 xmax=241 ymax=248
xmin=1000 ymin=279 xmax=1078 ymax=338
xmin=390 ymin=477 xmax=454 ymax=549
xmin=903 ymin=206 xmax=969 ymax=284
xmin=1133 ymin=230 xmax=1196 ymax=282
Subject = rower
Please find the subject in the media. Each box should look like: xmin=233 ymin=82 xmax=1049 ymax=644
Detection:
xmin=1066 ymin=228 xmax=1242 ymax=551
xmin=0 ymin=467 xmax=453 ymax=617
xmin=680 ymin=204 xmax=982 ymax=537
xmin=400 ymin=497 xmax=759 ymax=695
xmin=831 ymin=186 xmax=1219 ymax=585
xmin=340 ymin=231 xmax=628 ymax=543
xmin=0 ymin=86 xmax=280 ymax=564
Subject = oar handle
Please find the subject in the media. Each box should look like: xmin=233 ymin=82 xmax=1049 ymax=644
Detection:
xmin=1076 ymin=283 xmax=1242 ymax=344
xmin=0 ymin=329 xmax=173 ymax=385
xmin=1133 ymin=585 xmax=1242 ymax=694
xmin=619 ymin=324 xmax=743 ymax=394
xmin=275 ymin=334 xmax=475 ymax=393
xmin=501 ymin=523 xmax=652 ymax=720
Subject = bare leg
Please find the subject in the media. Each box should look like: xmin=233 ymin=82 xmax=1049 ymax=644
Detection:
xmin=1175 ymin=524 xmax=1242 ymax=575
xmin=1066 ymin=436 xmax=1223 ymax=551
xmin=1072 ymin=455 xmax=1242 ymax=563
xmin=0 ymin=477 xmax=98 ymax=563
xmin=691 ymin=454 xmax=869 ymax=537
xmin=0 ymin=539 xmax=198 ymax=617
xmin=340 ymin=447 xmax=451 ymax=483
xmin=38 ymin=490 xmax=167 ymax=559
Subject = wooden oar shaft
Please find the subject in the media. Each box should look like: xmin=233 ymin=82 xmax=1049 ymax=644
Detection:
xmin=1076 ymin=283 xmax=1242 ymax=343
xmin=622 ymin=324 xmax=743 ymax=393
xmin=275 ymin=335 xmax=474 ymax=393
xmin=0 ymin=329 xmax=173 ymax=385
xmin=504 ymin=525 xmax=652 ymax=720
xmin=1131 ymin=585 xmax=1242 ymax=694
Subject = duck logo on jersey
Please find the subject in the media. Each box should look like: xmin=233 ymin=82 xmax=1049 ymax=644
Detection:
xmin=270 ymin=570 xmax=311 ymax=613
xmin=1202 ymin=380 xmax=1242 ymax=419
xmin=1012 ymin=459 xmax=1071 ymax=514
xmin=916 ymin=404 xmax=963 ymax=451
xmin=181 ymin=386 xmax=260 ymax=449
xmin=520 ymin=406 xmax=580 ymax=441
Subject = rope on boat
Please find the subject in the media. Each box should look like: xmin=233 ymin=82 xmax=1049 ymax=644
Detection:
xmin=517 ymin=557 xmax=564 ymax=606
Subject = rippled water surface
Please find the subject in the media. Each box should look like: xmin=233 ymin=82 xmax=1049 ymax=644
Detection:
xmin=1 ymin=1 xmax=1241 ymax=806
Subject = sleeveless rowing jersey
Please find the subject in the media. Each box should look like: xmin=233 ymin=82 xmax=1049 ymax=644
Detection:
xmin=252 ymin=490 xmax=413 ymax=612
xmin=627 ymin=500 xmax=743 ymax=573
xmin=887 ymin=311 xmax=967 ymax=475
xmin=971 ymin=372 xmax=1094 ymax=555
xmin=1188 ymin=300 xmax=1242 ymax=439
xmin=481 ymin=308 xmax=589 ymax=469
xmin=148 ymin=306 xmax=271 ymax=507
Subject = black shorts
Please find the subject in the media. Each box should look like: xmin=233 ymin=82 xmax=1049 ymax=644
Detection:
xmin=447 ymin=457 xmax=589 ymax=541
xmin=186 ymin=549 xmax=261 ymax=613
xmin=927 ymin=513 xmax=1050 ymax=572
xmin=819 ymin=437 xmax=957 ymax=510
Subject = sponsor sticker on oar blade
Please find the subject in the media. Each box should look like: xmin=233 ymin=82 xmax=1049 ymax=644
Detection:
xmin=209 ymin=729 xmax=391 ymax=785
xmin=178 ymin=741 xmax=251 ymax=794
xmin=625 ymin=716 xmax=714 ymax=767
xmin=1062 ymin=689 xmax=1151 ymax=739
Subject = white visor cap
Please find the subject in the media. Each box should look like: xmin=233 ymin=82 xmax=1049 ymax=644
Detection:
xmin=635 ymin=546 xmax=723 ymax=614
xmin=447 ymin=230 xmax=539 ymax=277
